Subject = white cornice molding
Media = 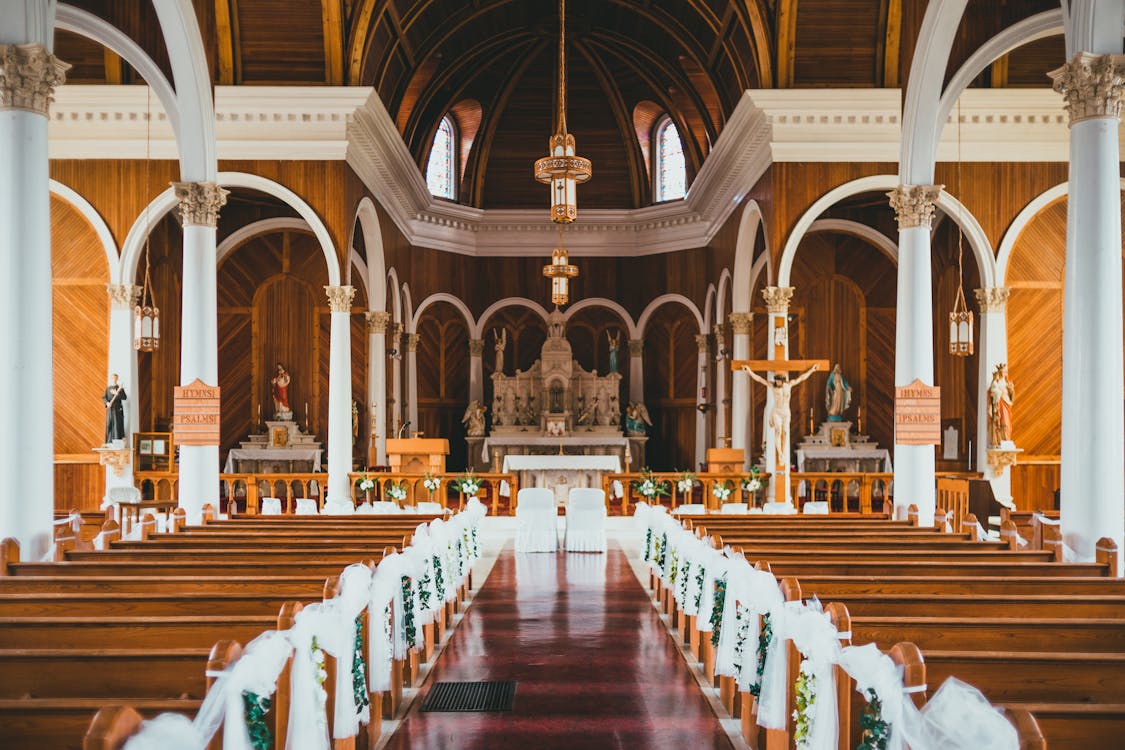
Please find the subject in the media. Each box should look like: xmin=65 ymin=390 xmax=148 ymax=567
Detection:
xmin=48 ymin=85 xmax=1111 ymax=256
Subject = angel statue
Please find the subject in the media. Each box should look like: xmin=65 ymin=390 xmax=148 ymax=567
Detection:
xmin=606 ymin=329 xmax=621 ymax=373
xmin=577 ymin=395 xmax=600 ymax=426
xmin=624 ymin=402 xmax=652 ymax=436
xmin=462 ymin=400 xmax=488 ymax=437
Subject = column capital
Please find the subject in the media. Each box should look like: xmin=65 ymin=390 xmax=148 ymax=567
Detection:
xmin=405 ymin=333 xmax=420 ymax=353
xmin=469 ymin=338 xmax=485 ymax=357
xmin=1049 ymin=52 xmax=1125 ymax=126
xmin=729 ymin=311 xmax=753 ymax=334
xmin=172 ymin=182 xmax=229 ymax=228
xmin=973 ymin=287 xmax=1010 ymax=313
xmin=694 ymin=333 xmax=710 ymax=354
xmin=761 ymin=286 xmax=794 ymax=314
xmin=628 ymin=338 xmax=644 ymax=357
xmin=887 ymin=184 xmax=943 ymax=230
xmin=390 ymin=322 xmax=404 ymax=339
xmin=0 ymin=44 xmax=68 ymax=115
xmin=106 ymin=283 xmax=141 ymax=309
xmin=324 ymin=285 xmax=356 ymax=313
xmin=364 ymin=310 xmax=391 ymax=333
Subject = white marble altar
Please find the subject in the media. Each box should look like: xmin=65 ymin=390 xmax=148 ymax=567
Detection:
xmin=795 ymin=420 xmax=891 ymax=473
xmin=503 ymin=454 xmax=622 ymax=506
xmin=226 ymin=420 xmax=323 ymax=473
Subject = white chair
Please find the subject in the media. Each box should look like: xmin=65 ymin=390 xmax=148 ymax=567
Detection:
xmin=515 ymin=488 xmax=558 ymax=553
xmin=762 ymin=501 xmax=797 ymax=515
xmin=802 ymin=501 xmax=830 ymax=515
xmin=564 ymin=488 xmax=607 ymax=553
xmin=720 ymin=502 xmax=750 ymax=514
xmin=260 ymin=497 xmax=282 ymax=516
xmin=295 ymin=498 xmax=319 ymax=515
xmin=416 ymin=501 xmax=444 ymax=515
xmin=672 ymin=503 xmax=706 ymax=516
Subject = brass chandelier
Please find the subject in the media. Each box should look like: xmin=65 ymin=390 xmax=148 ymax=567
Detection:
xmin=536 ymin=0 xmax=590 ymax=306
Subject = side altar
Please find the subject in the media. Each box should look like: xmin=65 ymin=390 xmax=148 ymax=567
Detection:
xmin=225 ymin=420 xmax=323 ymax=473
xmin=466 ymin=310 xmax=646 ymax=501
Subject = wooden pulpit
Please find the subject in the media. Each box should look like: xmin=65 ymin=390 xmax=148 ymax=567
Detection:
xmin=706 ymin=447 xmax=745 ymax=474
xmin=386 ymin=438 xmax=449 ymax=474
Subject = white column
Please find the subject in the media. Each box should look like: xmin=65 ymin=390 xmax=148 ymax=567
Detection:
xmin=468 ymin=338 xmax=485 ymax=404
xmin=1051 ymin=50 xmax=1125 ymax=566
xmin=694 ymin=333 xmax=709 ymax=469
xmin=0 ymin=31 xmax=67 ymax=559
xmin=713 ymin=323 xmax=728 ymax=447
xmin=365 ymin=311 xmax=390 ymax=466
xmin=324 ymin=285 xmax=356 ymax=512
xmin=627 ymin=339 xmax=645 ymax=403
xmin=889 ymin=185 xmax=941 ymax=525
xmin=974 ymin=288 xmax=1012 ymax=499
xmin=405 ymin=332 xmax=419 ymax=432
xmin=104 ymin=284 xmax=141 ymax=502
xmin=729 ymin=312 xmax=752 ymax=468
xmin=389 ymin=323 xmax=402 ymax=438
xmin=174 ymin=182 xmax=228 ymax=523
xmin=762 ymin=287 xmax=794 ymax=503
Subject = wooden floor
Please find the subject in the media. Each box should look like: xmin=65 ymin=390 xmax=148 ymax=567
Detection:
xmin=384 ymin=543 xmax=733 ymax=749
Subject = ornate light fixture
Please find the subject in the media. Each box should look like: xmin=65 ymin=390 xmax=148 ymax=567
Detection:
xmin=543 ymin=245 xmax=578 ymax=306
xmin=533 ymin=0 xmax=592 ymax=223
xmin=948 ymin=99 xmax=973 ymax=357
xmin=134 ymin=86 xmax=159 ymax=352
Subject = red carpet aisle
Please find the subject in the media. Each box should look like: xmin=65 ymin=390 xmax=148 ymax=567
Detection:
xmin=383 ymin=544 xmax=733 ymax=749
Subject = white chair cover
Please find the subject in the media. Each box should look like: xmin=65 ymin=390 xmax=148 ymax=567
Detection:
xmin=295 ymin=498 xmax=320 ymax=515
xmin=564 ymin=488 xmax=607 ymax=553
xmin=416 ymin=501 xmax=444 ymax=514
xmin=260 ymin=497 xmax=282 ymax=516
xmin=803 ymin=501 xmax=830 ymax=515
xmin=515 ymin=488 xmax=559 ymax=553
xmin=672 ymin=503 xmax=706 ymax=515
xmin=720 ymin=502 xmax=750 ymax=514
xmin=499 ymin=480 xmax=511 ymax=497
xmin=369 ymin=501 xmax=400 ymax=514
xmin=762 ymin=501 xmax=797 ymax=515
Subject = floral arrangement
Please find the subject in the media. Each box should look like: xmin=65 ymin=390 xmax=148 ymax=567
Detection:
xmin=418 ymin=567 xmax=433 ymax=612
xmin=710 ymin=576 xmax=726 ymax=648
xmin=793 ymin=661 xmax=817 ymax=749
xmin=678 ymin=559 xmax=691 ymax=605
xmin=400 ymin=575 xmax=417 ymax=645
xmin=357 ymin=473 xmax=376 ymax=493
xmin=732 ymin=604 xmax=751 ymax=675
xmin=643 ymin=528 xmax=654 ymax=563
xmin=675 ymin=470 xmax=697 ymax=495
xmin=422 ymin=473 xmax=441 ymax=493
xmin=749 ymin=612 xmax=773 ymax=697
xmin=741 ymin=466 xmax=763 ymax=494
xmin=352 ymin=615 xmax=370 ymax=716
xmin=432 ymin=554 xmax=446 ymax=600
xmin=385 ymin=480 xmax=408 ymax=502
xmin=693 ymin=565 xmax=706 ymax=610
xmin=712 ymin=480 xmax=734 ymax=501
xmin=242 ymin=691 xmax=272 ymax=750
xmin=456 ymin=472 xmax=482 ymax=496
xmin=858 ymin=689 xmax=890 ymax=750
xmin=632 ymin=468 xmax=670 ymax=500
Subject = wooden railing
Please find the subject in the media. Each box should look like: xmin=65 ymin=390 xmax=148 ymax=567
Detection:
xmin=135 ymin=470 xmax=520 ymax=515
xmin=603 ymin=472 xmax=766 ymax=516
xmin=936 ymin=475 xmax=971 ymax=532
xmin=790 ymin=472 xmax=894 ymax=515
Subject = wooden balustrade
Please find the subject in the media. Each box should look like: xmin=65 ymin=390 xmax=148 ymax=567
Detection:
xmin=348 ymin=472 xmax=518 ymax=516
xmin=790 ymin=472 xmax=894 ymax=515
xmin=937 ymin=475 xmax=971 ymax=532
xmin=602 ymin=472 xmax=766 ymax=516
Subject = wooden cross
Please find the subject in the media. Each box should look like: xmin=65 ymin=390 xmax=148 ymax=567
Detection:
xmin=732 ymin=358 xmax=830 ymax=504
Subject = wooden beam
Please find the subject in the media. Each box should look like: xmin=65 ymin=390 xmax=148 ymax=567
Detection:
xmin=102 ymin=48 xmax=123 ymax=85
xmin=737 ymin=0 xmax=774 ymax=89
xmin=879 ymin=0 xmax=902 ymax=88
xmin=732 ymin=359 xmax=829 ymax=373
xmin=990 ymin=53 xmax=1009 ymax=88
xmin=385 ymin=2 xmax=415 ymax=69
xmin=214 ymin=0 xmax=238 ymax=85
xmin=321 ymin=0 xmax=345 ymax=85
xmin=775 ymin=0 xmax=798 ymax=88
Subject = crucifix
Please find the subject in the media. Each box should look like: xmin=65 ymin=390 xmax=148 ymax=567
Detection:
xmin=732 ymin=357 xmax=829 ymax=505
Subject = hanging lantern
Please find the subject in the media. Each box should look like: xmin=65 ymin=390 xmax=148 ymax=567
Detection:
xmin=134 ymin=246 xmax=160 ymax=351
xmin=542 ymin=246 xmax=578 ymax=306
xmin=949 ymin=286 xmax=973 ymax=356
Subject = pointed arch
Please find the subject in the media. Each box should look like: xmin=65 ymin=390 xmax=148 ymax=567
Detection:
xmin=49 ymin=179 xmax=120 ymax=283
xmin=474 ymin=297 xmax=551 ymax=339
xmin=637 ymin=293 xmax=706 ymax=336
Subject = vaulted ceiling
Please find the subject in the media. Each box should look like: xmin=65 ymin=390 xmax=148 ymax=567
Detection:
xmin=58 ymin=0 xmax=1065 ymax=209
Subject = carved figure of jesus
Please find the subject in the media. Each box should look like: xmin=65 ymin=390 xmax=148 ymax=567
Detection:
xmin=271 ymin=363 xmax=291 ymax=417
xmin=745 ymin=363 xmax=819 ymax=470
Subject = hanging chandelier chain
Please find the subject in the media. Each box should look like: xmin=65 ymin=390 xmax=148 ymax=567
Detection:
xmin=557 ymin=0 xmax=567 ymax=135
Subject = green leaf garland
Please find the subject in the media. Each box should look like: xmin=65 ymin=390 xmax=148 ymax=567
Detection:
xmin=401 ymin=575 xmax=417 ymax=646
xmin=710 ymin=577 xmax=726 ymax=648
xmin=352 ymin=614 xmax=371 ymax=716
xmin=858 ymin=688 xmax=891 ymax=750
xmin=793 ymin=662 xmax=817 ymax=749
xmin=749 ymin=612 xmax=772 ymax=698
xmin=241 ymin=691 xmax=271 ymax=750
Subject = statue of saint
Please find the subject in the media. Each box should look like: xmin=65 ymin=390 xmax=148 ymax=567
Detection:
xmin=824 ymin=363 xmax=852 ymax=421
xmin=606 ymin=330 xmax=620 ymax=374
xmin=493 ymin=327 xmax=507 ymax=374
xmin=746 ymin=364 xmax=819 ymax=470
xmin=987 ymin=363 xmax=1014 ymax=447
xmin=462 ymin=400 xmax=488 ymax=437
xmin=271 ymin=362 xmax=292 ymax=419
xmin=103 ymin=373 xmax=127 ymax=445
xmin=624 ymin=402 xmax=652 ymax=436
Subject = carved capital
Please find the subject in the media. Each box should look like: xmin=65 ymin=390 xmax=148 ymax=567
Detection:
xmin=405 ymin=333 xmax=420 ymax=353
xmin=761 ymin=286 xmax=794 ymax=314
xmin=469 ymin=338 xmax=485 ymax=357
xmin=365 ymin=311 xmax=391 ymax=334
xmin=390 ymin=322 xmax=404 ymax=340
xmin=973 ymin=287 xmax=1010 ymax=313
xmin=729 ymin=311 xmax=753 ymax=335
xmin=0 ymin=44 xmax=68 ymax=115
xmin=887 ymin=184 xmax=943 ymax=230
xmin=106 ymin=283 xmax=141 ymax=309
xmin=94 ymin=446 xmax=132 ymax=477
xmin=324 ymin=285 xmax=355 ymax=313
xmin=628 ymin=339 xmax=644 ymax=357
xmin=694 ymin=333 xmax=710 ymax=354
xmin=172 ymin=182 xmax=228 ymax=228
xmin=1049 ymin=52 xmax=1125 ymax=125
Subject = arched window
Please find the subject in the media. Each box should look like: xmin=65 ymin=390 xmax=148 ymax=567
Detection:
xmin=653 ymin=116 xmax=686 ymax=202
xmin=426 ymin=116 xmax=457 ymax=199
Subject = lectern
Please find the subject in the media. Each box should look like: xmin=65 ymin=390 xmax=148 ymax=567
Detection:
xmin=386 ymin=438 xmax=449 ymax=474
xmin=706 ymin=447 xmax=745 ymax=474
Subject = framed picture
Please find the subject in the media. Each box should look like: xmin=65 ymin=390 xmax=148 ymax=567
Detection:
xmin=139 ymin=439 xmax=153 ymax=454
xmin=271 ymin=426 xmax=289 ymax=447
xmin=830 ymin=428 xmax=848 ymax=447
xmin=152 ymin=439 xmax=166 ymax=455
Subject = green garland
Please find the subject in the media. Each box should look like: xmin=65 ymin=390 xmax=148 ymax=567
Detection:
xmin=241 ymin=691 xmax=271 ymax=750
xmin=668 ymin=550 xmax=679 ymax=586
xmin=432 ymin=555 xmax=446 ymax=601
xmin=418 ymin=567 xmax=433 ymax=612
xmin=858 ymin=689 xmax=890 ymax=750
xmin=401 ymin=575 xmax=417 ymax=646
xmin=732 ymin=604 xmax=751 ymax=675
xmin=352 ymin=614 xmax=370 ymax=716
xmin=710 ymin=577 xmax=726 ymax=647
xmin=656 ymin=532 xmax=668 ymax=569
xmin=693 ymin=566 xmax=706 ymax=610
xmin=749 ymin=612 xmax=772 ymax=697
xmin=644 ymin=528 xmax=653 ymax=562
xmin=678 ymin=560 xmax=691 ymax=605
xmin=471 ymin=526 xmax=480 ymax=557
xmin=793 ymin=662 xmax=817 ymax=749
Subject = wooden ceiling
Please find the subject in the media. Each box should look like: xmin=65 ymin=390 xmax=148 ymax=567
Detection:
xmin=58 ymin=1 xmax=1065 ymax=209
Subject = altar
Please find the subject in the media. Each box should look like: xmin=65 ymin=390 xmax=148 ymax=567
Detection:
xmin=225 ymin=419 xmax=323 ymax=473
xmin=502 ymin=453 xmax=622 ymax=506
xmin=795 ymin=420 xmax=892 ymax=473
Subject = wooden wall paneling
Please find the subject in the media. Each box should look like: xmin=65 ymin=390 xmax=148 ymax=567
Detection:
xmin=1010 ymin=460 xmax=1061 ymax=512
xmin=643 ymin=304 xmax=698 ymax=471
xmin=416 ymin=302 xmax=470 ymax=470
xmin=54 ymin=457 xmax=104 ymax=513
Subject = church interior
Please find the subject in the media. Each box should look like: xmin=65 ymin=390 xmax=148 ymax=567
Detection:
xmin=2 ymin=0 xmax=1124 ymax=748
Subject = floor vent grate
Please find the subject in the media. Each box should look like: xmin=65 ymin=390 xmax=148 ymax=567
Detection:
xmin=420 ymin=681 xmax=517 ymax=712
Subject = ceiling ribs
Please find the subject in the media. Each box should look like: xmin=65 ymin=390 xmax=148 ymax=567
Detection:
xmin=214 ymin=0 xmax=240 ymax=85
xmin=322 ymin=0 xmax=345 ymax=85
xmin=384 ymin=2 xmax=416 ymax=68
xmin=345 ymin=0 xmax=388 ymax=83
xmin=103 ymin=49 xmax=123 ymax=85
xmin=878 ymin=0 xmax=902 ymax=88
xmin=775 ymin=0 xmax=798 ymax=88
xmin=736 ymin=0 xmax=774 ymax=88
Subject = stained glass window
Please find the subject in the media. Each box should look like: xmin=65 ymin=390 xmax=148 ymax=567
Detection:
xmin=426 ymin=116 xmax=456 ymax=199
xmin=654 ymin=116 xmax=686 ymax=202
